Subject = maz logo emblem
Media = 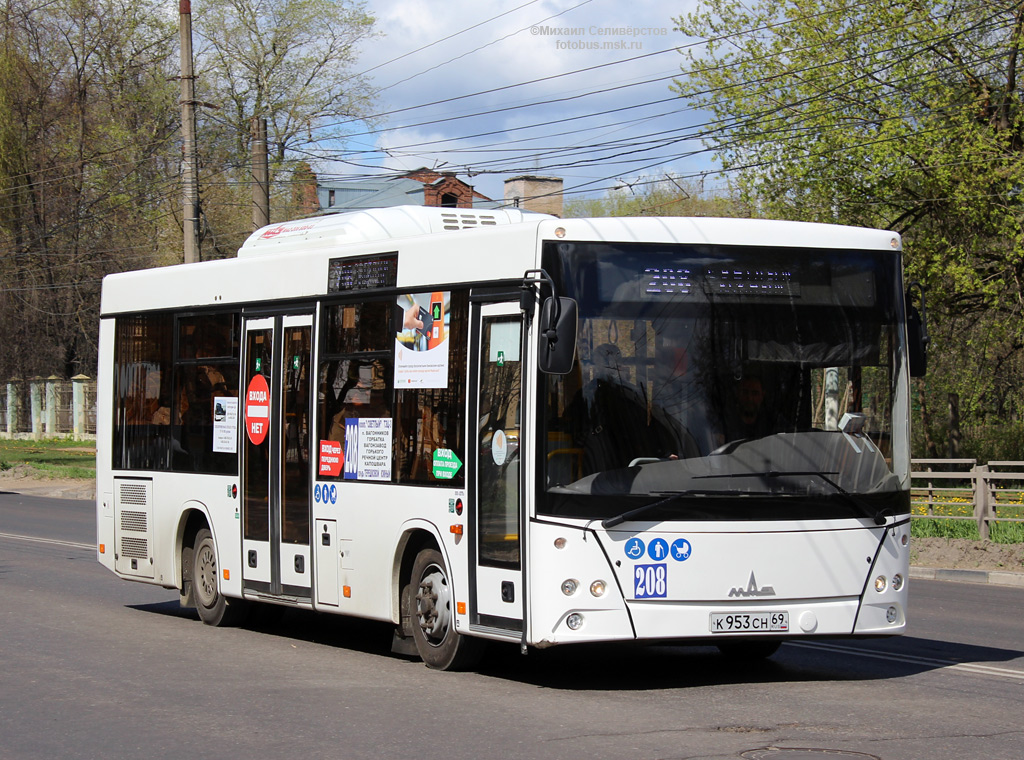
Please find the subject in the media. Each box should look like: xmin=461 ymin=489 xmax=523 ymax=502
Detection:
xmin=729 ymin=572 xmax=776 ymax=597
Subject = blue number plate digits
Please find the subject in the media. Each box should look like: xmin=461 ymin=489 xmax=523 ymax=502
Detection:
xmin=633 ymin=563 xmax=668 ymax=598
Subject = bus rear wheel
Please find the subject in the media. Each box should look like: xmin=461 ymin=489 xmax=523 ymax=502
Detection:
xmin=410 ymin=547 xmax=484 ymax=670
xmin=192 ymin=528 xmax=248 ymax=627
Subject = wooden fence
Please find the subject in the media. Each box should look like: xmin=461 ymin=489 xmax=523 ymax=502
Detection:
xmin=911 ymin=459 xmax=1024 ymax=540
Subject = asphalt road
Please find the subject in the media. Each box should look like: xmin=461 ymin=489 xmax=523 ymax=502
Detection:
xmin=1 ymin=493 xmax=1022 ymax=760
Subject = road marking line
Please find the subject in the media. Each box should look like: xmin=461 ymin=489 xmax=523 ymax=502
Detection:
xmin=789 ymin=640 xmax=1024 ymax=681
xmin=0 ymin=531 xmax=94 ymax=551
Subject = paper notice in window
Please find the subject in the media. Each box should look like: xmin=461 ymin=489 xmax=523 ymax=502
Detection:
xmin=212 ymin=396 xmax=238 ymax=453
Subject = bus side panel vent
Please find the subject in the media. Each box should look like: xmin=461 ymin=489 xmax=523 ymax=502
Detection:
xmin=118 ymin=482 xmax=149 ymax=506
xmin=437 ymin=212 xmax=499 ymax=231
xmin=114 ymin=478 xmax=155 ymax=579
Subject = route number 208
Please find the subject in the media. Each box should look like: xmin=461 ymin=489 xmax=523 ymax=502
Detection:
xmin=634 ymin=563 xmax=667 ymax=598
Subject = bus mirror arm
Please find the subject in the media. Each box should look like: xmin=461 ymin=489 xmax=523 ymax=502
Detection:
xmin=905 ymin=282 xmax=929 ymax=378
xmin=522 ymin=269 xmax=578 ymax=375
xmin=519 ymin=279 xmax=538 ymax=318
xmin=521 ymin=269 xmax=556 ymax=319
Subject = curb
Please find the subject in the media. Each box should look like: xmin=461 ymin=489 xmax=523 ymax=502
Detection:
xmin=1 ymin=484 xmax=95 ymax=501
xmin=910 ymin=566 xmax=1024 ymax=588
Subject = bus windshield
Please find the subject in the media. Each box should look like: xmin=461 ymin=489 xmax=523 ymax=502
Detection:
xmin=539 ymin=240 xmax=910 ymax=522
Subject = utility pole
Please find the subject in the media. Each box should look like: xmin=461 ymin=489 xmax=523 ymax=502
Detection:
xmin=251 ymin=116 xmax=270 ymax=229
xmin=179 ymin=0 xmax=201 ymax=263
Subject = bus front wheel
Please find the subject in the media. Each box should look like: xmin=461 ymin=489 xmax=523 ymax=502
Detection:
xmin=192 ymin=528 xmax=247 ymax=627
xmin=410 ymin=547 xmax=484 ymax=670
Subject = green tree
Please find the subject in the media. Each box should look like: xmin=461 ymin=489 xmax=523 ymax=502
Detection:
xmin=566 ymin=175 xmax=747 ymax=218
xmin=0 ymin=0 xmax=179 ymax=379
xmin=198 ymin=0 xmax=377 ymax=163
xmin=191 ymin=0 xmax=378 ymax=255
xmin=673 ymin=0 xmax=1024 ymax=444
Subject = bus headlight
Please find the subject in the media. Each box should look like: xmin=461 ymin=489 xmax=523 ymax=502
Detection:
xmin=566 ymin=613 xmax=584 ymax=630
xmin=886 ymin=606 xmax=899 ymax=623
xmin=891 ymin=574 xmax=904 ymax=591
xmin=561 ymin=579 xmax=579 ymax=596
xmin=874 ymin=575 xmax=887 ymax=592
xmin=590 ymin=580 xmax=606 ymax=597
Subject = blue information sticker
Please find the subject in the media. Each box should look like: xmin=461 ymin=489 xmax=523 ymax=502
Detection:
xmin=329 ymin=484 xmax=338 ymax=504
xmin=624 ymin=537 xmax=645 ymax=560
xmin=647 ymin=538 xmax=669 ymax=561
xmin=670 ymin=538 xmax=692 ymax=561
xmin=314 ymin=484 xmax=322 ymax=503
xmin=634 ymin=563 xmax=668 ymax=598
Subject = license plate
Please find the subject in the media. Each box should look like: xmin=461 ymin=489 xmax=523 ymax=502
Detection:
xmin=709 ymin=611 xmax=789 ymax=633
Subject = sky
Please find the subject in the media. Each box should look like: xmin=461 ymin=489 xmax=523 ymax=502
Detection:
xmin=327 ymin=0 xmax=711 ymax=205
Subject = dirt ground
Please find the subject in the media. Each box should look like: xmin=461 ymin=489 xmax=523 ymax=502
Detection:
xmin=0 ymin=467 xmax=96 ymax=500
xmin=2 ymin=467 xmax=1022 ymax=573
xmin=910 ymin=536 xmax=1024 ymax=572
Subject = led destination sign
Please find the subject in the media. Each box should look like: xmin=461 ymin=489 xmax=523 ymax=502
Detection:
xmin=642 ymin=266 xmax=801 ymax=299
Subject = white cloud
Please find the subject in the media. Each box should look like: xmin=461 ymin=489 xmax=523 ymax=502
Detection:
xmin=336 ymin=0 xmax=711 ymax=201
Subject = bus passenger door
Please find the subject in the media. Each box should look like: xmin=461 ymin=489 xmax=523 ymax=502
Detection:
xmin=241 ymin=313 xmax=313 ymax=601
xmin=470 ymin=302 xmax=524 ymax=633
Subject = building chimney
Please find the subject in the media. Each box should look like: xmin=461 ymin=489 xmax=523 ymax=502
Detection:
xmin=504 ymin=176 xmax=563 ymax=217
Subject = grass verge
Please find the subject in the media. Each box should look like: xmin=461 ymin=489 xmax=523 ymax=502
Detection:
xmin=911 ymin=517 xmax=1024 ymax=543
xmin=0 ymin=438 xmax=96 ymax=480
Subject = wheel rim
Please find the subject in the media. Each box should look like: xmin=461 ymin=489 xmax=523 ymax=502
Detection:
xmin=415 ymin=563 xmax=451 ymax=647
xmin=195 ymin=541 xmax=218 ymax=608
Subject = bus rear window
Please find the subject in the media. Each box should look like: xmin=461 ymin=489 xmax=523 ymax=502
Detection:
xmin=112 ymin=311 xmax=240 ymax=474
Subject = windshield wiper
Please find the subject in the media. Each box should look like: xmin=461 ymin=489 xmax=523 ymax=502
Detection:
xmin=694 ymin=470 xmax=892 ymax=525
xmin=600 ymin=490 xmax=723 ymax=529
xmin=696 ymin=469 xmax=839 ymax=486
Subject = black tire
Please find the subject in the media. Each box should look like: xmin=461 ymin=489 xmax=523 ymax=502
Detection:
xmin=409 ymin=548 xmax=484 ymax=670
xmin=716 ymin=639 xmax=781 ymax=660
xmin=192 ymin=528 xmax=248 ymax=627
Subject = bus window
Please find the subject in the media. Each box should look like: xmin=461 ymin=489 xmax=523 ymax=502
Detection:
xmin=318 ymin=300 xmax=393 ymax=481
xmin=325 ymin=299 xmax=391 ymax=353
xmin=112 ymin=313 xmax=173 ymax=470
xmin=112 ymin=311 xmax=241 ymax=474
xmin=393 ymin=290 xmax=468 ymax=486
xmin=171 ymin=312 xmax=240 ymax=474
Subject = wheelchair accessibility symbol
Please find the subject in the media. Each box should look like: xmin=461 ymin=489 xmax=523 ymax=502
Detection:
xmin=624 ymin=537 xmax=645 ymax=560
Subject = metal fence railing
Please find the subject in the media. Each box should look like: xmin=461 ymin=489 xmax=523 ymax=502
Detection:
xmin=0 ymin=376 xmax=96 ymax=440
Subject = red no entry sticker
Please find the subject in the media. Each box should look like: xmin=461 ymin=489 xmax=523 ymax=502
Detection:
xmin=245 ymin=374 xmax=270 ymax=445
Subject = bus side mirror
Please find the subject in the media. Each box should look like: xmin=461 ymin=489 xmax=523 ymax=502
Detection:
xmin=905 ymin=283 xmax=928 ymax=378
xmin=907 ymin=307 xmax=927 ymax=377
xmin=538 ymin=297 xmax=577 ymax=375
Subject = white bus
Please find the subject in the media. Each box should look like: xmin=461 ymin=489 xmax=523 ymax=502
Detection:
xmin=96 ymin=205 xmax=924 ymax=669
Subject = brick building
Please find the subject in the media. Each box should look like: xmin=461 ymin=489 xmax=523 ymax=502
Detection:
xmin=503 ymin=175 xmax=564 ymax=217
xmin=316 ymin=168 xmax=492 ymax=214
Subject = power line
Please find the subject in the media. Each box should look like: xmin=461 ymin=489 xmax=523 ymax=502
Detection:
xmin=2 ymin=0 xmax=1016 ymax=281
xmin=284 ymin=13 xmax=1011 ymax=185
xmin=288 ymin=0 xmax=888 ymax=141
xmin=351 ymin=0 xmax=547 ymax=81
xmin=373 ymin=0 xmax=599 ymax=94
xmin=278 ymin=5 xmax=1011 ymax=180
